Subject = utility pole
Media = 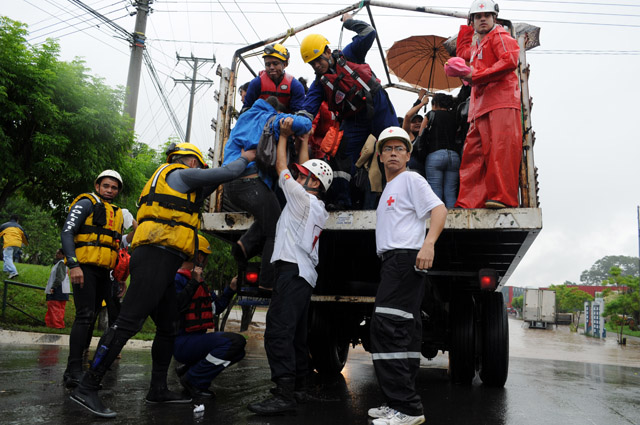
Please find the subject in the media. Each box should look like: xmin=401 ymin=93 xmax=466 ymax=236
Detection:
xmin=124 ymin=0 xmax=152 ymax=123
xmin=173 ymin=54 xmax=216 ymax=143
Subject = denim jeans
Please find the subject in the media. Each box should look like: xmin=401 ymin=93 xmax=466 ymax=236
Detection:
xmin=225 ymin=178 xmax=281 ymax=288
xmin=3 ymin=246 xmax=18 ymax=275
xmin=425 ymin=149 xmax=461 ymax=208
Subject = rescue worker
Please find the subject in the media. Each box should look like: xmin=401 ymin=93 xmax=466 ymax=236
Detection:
xmin=174 ymin=235 xmax=246 ymax=398
xmin=242 ymin=44 xmax=306 ymax=114
xmin=455 ymin=0 xmax=522 ymax=209
xmin=368 ymin=127 xmax=446 ymax=425
xmin=248 ymin=117 xmax=333 ymax=415
xmin=1 ymin=214 xmax=29 ymax=279
xmin=299 ymin=13 xmax=397 ymax=210
xmin=70 ymin=143 xmax=256 ymax=418
xmin=61 ymin=170 xmax=126 ymax=388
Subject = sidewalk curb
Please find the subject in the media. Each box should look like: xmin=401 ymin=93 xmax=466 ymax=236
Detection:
xmin=0 ymin=329 xmax=153 ymax=349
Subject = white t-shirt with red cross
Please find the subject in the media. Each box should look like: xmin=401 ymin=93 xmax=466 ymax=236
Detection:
xmin=375 ymin=171 xmax=444 ymax=256
xmin=271 ymin=169 xmax=329 ymax=287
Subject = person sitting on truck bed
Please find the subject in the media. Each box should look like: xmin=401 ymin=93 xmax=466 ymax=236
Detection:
xmin=247 ymin=117 xmax=333 ymax=416
xmin=241 ymin=44 xmax=306 ymax=114
xmin=368 ymin=127 xmax=446 ymax=425
xmin=454 ymin=0 xmax=522 ymax=209
xmin=223 ymin=97 xmax=313 ymax=290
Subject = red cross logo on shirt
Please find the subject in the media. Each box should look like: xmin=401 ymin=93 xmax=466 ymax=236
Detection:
xmin=387 ymin=196 xmax=395 ymax=206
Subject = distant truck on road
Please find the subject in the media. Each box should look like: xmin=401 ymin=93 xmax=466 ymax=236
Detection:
xmin=523 ymin=289 xmax=556 ymax=329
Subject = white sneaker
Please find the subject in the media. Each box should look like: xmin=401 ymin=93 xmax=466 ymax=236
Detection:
xmin=8 ymin=272 xmax=18 ymax=279
xmin=368 ymin=404 xmax=396 ymax=419
xmin=386 ymin=411 xmax=426 ymax=425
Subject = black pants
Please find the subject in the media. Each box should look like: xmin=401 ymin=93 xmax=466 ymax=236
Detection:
xmin=225 ymin=178 xmax=281 ymax=288
xmin=67 ymin=264 xmax=111 ymax=371
xmin=89 ymin=245 xmax=183 ymax=386
xmin=370 ymin=251 xmax=425 ymax=417
xmin=264 ymin=262 xmax=313 ymax=382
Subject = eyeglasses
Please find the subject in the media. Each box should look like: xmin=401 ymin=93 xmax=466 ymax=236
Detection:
xmin=382 ymin=145 xmax=407 ymax=153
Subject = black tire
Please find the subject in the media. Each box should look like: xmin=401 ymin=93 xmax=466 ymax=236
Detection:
xmin=480 ymin=291 xmax=509 ymax=387
xmin=449 ymin=295 xmax=476 ymax=385
xmin=308 ymin=306 xmax=350 ymax=375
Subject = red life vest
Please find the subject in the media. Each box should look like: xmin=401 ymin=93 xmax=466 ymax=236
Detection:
xmin=319 ymin=51 xmax=381 ymax=119
xmin=184 ymin=282 xmax=214 ymax=333
xmin=258 ymin=71 xmax=293 ymax=109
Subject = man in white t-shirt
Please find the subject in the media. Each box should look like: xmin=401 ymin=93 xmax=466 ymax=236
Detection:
xmin=368 ymin=127 xmax=447 ymax=425
xmin=248 ymin=117 xmax=333 ymax=416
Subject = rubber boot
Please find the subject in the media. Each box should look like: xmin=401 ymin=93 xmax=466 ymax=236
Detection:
xmin=145 ymin=372 xmax=192 ymax=404
xmin=247 ymin=377 xmax=297 ymax=415
xmin=63 ymin=360 xmax=83 ymax=389
xmin=69 ymin=370 xmax=116 ymax=418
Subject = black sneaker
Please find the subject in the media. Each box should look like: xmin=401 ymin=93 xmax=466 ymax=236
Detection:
xmin=247 ymin=396 xmax=296 ymax=415
xmin=144 ymin=386 xmax=192 ymax=404
xmin=70 ymin=386 xmax=116 ymax=418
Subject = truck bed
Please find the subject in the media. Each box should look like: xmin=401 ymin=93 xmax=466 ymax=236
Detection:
xmin=201 ymin=207 xmax=542 ymax=290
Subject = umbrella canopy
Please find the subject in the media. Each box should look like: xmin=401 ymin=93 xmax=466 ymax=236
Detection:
xmin=386 ymin=35 xmax=462 ymax=91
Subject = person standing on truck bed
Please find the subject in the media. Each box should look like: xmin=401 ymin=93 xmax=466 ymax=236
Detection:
xmin=299 ymin=13 xmax=397 ymax=210
xmin=241 ymin=44 xmax=306 ymax=114
xmin=69 ymin=143 xmax=256 ymax=418
xmin=247 ymin=117 xmax=333 ymax=416
xmin=368 ymin=127 xmax=447 ymax=425
xmin=454 ymin=0 xmax=522 ymax=209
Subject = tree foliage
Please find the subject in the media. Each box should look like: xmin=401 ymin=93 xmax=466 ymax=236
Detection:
xmin=0 ymin=17 xmax=135 ymax=221
xmin=579 ymin=255 xmax=639 ymax=286
xmin=549 ymin=284 xmax=593 ymax=324
xmin=511 ymin=295 xmax=523 ymax=313
xmin=603 ymin=266 xmax=639 ymax=329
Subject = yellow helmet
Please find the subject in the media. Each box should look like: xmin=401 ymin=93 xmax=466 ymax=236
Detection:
xmin=197 ymin=235 xmax=212 ymax=255
xmin=166 ymin=142 xmax=208 ymax=168
xmin=300 ymin=34 xmax=330 ymax=63
xmin=262 ymin=44 xmax=290 ymax=64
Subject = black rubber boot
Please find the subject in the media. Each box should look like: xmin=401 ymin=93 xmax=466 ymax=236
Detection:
xmin=145 ymin=385 xmax=192 ymax=404
xmin=175 ymin=363 xmax=189 ymax=377
xmin=63 ymin=361 xmax=83 ymax=389
xmin=70 ymin=371 xmax=116 ymax=418
xmin=248 ymin=377 xmax=297 ymax=415
xmin=180 ymin=374 xmax=215 ymax=399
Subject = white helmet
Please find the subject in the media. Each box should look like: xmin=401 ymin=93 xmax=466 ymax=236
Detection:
xmin=469 ymin=0 xmax=499 ymax=17
xmin=95 ymin=169 xmax=123 ymax=189
xmin=377 ymin=127 xmax=412 ymax=154
xmin=296 ymin=160 xmax=333 ymax=192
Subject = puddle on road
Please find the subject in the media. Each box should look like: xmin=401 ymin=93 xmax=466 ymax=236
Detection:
xmin=508 ymin=317 xmax=640 ymax=367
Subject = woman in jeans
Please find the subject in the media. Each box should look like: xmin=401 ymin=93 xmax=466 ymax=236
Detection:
xmin=419 ymin=93 xmax=460 ymax=208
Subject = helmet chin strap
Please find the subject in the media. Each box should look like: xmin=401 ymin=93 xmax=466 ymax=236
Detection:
xmin=302 ymin=175 xmax=320 ymax=193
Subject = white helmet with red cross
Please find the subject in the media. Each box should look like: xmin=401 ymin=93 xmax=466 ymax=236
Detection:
xmin=469 ymin=0 xmax=499 ymax=17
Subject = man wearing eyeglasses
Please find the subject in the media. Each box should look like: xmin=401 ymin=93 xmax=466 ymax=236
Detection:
xmin=242 ymin=43 xmax=306 ymax=114
xmin=368 ymin=127 xmax=446 ymax=425
xmin=70 ymin=143 xmax=256 ymax=418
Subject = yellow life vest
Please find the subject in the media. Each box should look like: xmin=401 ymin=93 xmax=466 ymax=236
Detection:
xmin=70 ymin=193 xmax=124 ymax=269
xmin=133 ymin=163 xmax=201 ymax=257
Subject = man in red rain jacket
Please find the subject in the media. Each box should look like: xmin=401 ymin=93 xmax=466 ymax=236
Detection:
xmin=455 ymin=0 xmax=522 ymax=209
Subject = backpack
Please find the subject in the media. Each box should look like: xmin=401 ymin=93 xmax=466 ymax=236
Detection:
xmin=414 ymin=110 xmax=435 ymax=162
xmin=255 ymin=115 xmax=279 ymax=174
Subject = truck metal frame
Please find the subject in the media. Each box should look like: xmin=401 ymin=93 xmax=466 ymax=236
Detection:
xmin=203 ymin=1 xmax=542 ymax=387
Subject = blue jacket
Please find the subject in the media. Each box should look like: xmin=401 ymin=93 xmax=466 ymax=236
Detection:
xmin=223 ymin=98 xmax=313 ymax=186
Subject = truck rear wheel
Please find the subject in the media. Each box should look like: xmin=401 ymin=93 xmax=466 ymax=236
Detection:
xmin=449 ymin=295 xmax=476 ymax=385
xmin=480 ymin=291 xmax=509 ymax=387
xmin=308 ymin=306 xmax=350 ymax=375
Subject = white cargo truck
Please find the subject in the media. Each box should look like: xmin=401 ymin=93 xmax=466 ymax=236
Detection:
xmin=523 ymin=289 xmax=556 ymax=329
xmin=203 ymin=1 xmax=543 ymax=387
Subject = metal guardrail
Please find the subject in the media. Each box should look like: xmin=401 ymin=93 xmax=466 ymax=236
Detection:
xmin=2 ymin=279 xmax=73 ymax=324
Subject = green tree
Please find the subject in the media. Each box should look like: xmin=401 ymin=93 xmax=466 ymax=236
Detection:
xmin=512 ymin=295 xmax=523 ymax=315
xmin=603 ymin=267 xmax=639 ymax=340
xmin=580 ymin=255 xmax=639 ymax=285
xmin=0 ymin=17 xmax=135 ymax=221
xmin=549 ymin=284 xmax=593 ymax=325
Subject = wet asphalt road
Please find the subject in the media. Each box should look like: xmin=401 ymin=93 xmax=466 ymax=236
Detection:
xmin=1 ymin=317 xmax=639 ymax=425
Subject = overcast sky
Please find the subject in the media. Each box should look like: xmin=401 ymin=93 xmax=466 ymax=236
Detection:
xmin=4 ymin=0 xmax=640 ymax=287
